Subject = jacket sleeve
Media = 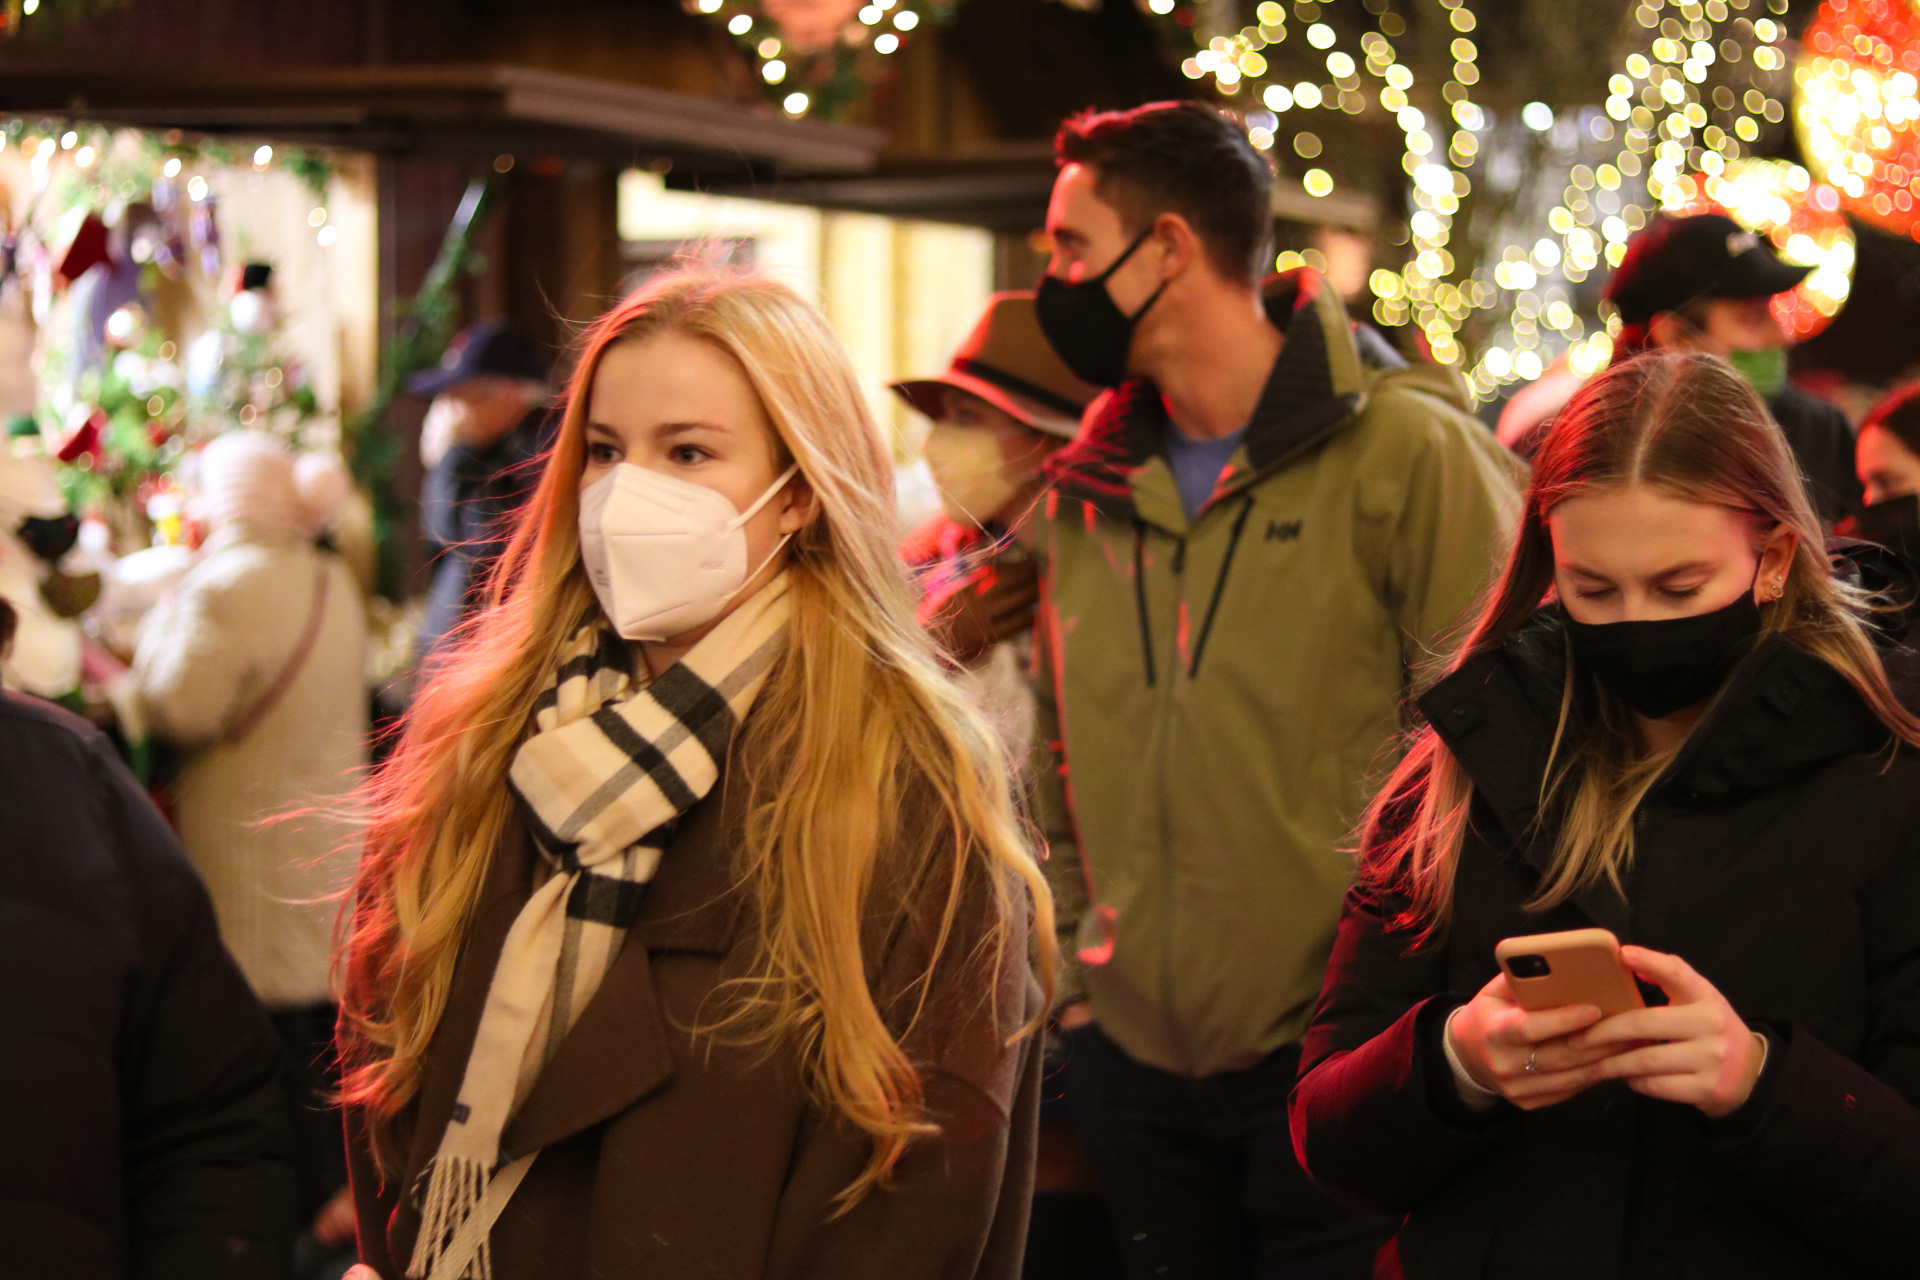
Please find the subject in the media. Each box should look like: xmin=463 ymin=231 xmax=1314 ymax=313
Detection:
xmin=132 ymin=567 xmax=254 ymax=748
xmin=99 ymin=732 xmax=299 ymax=1279
xmin=1028 ymin=596 xmax=1089 ymax=1010
xmin=1354 ymin=389 xmax=1524 ymax=681
xmin=1694 ymin=820 xmax=1920 ymax=1272
xmin=1289 ymin=882 xmax=1519 ymax=1215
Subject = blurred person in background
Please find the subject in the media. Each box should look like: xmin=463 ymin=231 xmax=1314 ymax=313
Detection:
xmin=892 ymin=291 xmax=1098 ymax=766
xmin=130 ymin=430 xmax=366 ymax=1258
xmin=1028 ymin=100 xmax=1520 ymax=1280
xmin=0 ymin=594 xmax=298 ymax=1278
xmin=412 ymin=321 xmax=553 ymax=663
xmin=1605 ymin=212 xmax=1862 ymax=525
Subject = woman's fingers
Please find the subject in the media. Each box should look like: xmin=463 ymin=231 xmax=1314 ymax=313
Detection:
xmin=1585 ymin=1041 xmax=1709 ymax=1082
xmin=1619 ymin=945 xmax=1713 ymax=1003
xmin=1498 ymin=1002 xmax=1603 ymax=1046
xmin=1569 ymin=1003 xmax=1708 ymax=1050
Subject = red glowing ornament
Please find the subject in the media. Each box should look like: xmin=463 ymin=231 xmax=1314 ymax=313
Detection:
xmin=1795 ymin=0 xmax=1920 ymax=238
xmin=1667 ymin=158 xmax=1857 ymax=342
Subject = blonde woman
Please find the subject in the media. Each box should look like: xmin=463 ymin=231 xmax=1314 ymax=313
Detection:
xmin=337 ymin=271 xmax=1053 ymax=1280
xmin=1291 ymin=352 xmax=1920 ymax=1278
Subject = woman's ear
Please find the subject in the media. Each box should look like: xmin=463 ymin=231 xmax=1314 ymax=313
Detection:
xmin=777 ymin=472 xmax=818 ymax=536
xmin=1756 ymin=523 xmax=1798 ymax=602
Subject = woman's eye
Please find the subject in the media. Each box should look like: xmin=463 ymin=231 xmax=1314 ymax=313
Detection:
xmin=1660 ymin=585 xmax=1704 ymax=601
xmin=586 ymin=442 xmax=620 ymax=464
xmin=669 ymin=445 xmax=710 ymax=465
xmin=1573 ymin=586 xmax=1615 ymax=600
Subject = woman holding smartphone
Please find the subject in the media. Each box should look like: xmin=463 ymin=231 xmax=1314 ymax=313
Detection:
xmin=1291 ymin=351 xmax=1920 ymax=1278
xmin=337 ymin=271 xmax=1052 ymax=1280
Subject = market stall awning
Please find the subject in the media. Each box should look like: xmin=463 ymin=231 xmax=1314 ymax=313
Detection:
xmin=0 ymin=63 xmax=885 ymax=175
xmin=700 ymin=151 xmax=1383 ymax=230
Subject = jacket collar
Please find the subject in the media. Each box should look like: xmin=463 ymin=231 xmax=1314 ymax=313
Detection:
xmin=1417 ymin=609 xmax=1890 ymax=932
xmin=1422 ymin=608 xmax=1892 ymax=829
xmin=405 ymin=766 xmax=751 ymax=1175
xmin=1042 ymin=268 xmax=1367 ymax=528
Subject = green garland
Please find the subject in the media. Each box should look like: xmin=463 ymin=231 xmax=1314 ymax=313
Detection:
xmin=346 ymin=174 xmax=500 ymax=601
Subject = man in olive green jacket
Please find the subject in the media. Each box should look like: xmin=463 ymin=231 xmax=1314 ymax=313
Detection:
xmin=1030 ymin=102 xmax=1521 ymax=1279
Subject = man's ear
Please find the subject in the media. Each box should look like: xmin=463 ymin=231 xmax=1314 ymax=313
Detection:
xmin=1152 ymin=211 xmax=1201 ymax=282
xmin=1647 ymin=311 xmax=1693 ymax=350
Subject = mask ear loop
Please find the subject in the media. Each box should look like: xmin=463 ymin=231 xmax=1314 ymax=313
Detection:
xmin=711 ymin=463 xmax=805 ymax=612
xmin=1093 ymin=225 xmax=1172 ymax=323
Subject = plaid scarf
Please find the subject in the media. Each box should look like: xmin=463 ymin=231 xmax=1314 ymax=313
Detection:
xmin=407 ymin=575 xmax=790 ymax=1280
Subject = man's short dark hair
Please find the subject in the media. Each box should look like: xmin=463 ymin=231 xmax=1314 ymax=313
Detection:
xmin=1055 ymin=101 xmax=1274 ymax=286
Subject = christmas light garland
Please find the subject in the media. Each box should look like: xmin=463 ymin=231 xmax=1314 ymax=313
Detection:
xmin=1794 ymin=0 xmax=1920 ymax=239
xmin=1461 ymin=0 xmax=1825 ymax=400
xmin=1163 ymin=0 xmax=1488 ymax=367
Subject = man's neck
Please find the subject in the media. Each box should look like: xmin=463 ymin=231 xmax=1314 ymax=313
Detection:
xmin=1137 ymin=291 xmax=1284 ymax=442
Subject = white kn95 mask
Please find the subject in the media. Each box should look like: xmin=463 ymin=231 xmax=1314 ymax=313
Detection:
xmin=577 ymin=461 xmax=798 ymax=642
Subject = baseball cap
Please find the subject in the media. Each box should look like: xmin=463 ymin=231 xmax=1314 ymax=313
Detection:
xmin=1605 ymin=213 xmax=1812 ymax=327
xmin=408 ymin=321 xmax=550 ymax=397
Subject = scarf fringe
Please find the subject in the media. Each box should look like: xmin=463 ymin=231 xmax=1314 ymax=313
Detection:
xmin=408 ymin=1155 xmax=492 ymax=1280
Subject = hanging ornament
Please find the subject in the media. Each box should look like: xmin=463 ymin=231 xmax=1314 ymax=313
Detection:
xmin=54 ymin=212 xmax=112 ymax=285
xmin=1668 ymin=157 xmax=1855 ymax=342
xmin=688 ymin=0 xmax=952 ymax=119
xmin=1795 ymin=0 xmax=1920 ymax=238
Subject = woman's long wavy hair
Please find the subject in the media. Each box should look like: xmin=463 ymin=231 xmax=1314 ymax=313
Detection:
xmin=338 ymin=270 xmax=1056 ymax=1204
xmin=1361 ymin=351 xmax=1920 ymax=942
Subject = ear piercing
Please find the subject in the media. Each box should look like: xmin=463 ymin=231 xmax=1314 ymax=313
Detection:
xmin=1766 ymin=580 xmax=1785 ymax=601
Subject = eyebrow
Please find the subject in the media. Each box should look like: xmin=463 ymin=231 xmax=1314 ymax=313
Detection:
xmin=1563 ymin=560 xmax=1715 ymax=581
xmin=584 ymin=419 xmax=729 ymax=439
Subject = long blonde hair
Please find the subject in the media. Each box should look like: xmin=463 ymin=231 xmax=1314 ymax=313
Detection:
xmin=339 ymin=271 xmax=1056 ymax=1203
xmin=1361 ymin=351 xmax=1920 ymax=942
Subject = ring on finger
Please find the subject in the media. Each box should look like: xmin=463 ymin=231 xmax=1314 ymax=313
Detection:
xmin=1524 ymin=1049 xmax=1539 ymax=1075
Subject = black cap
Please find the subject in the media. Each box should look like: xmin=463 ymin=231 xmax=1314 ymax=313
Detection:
xmin=408 ymin=321 xmax=550 ymax=396
xmin=1605 ymin=213 xmax=1812 ymax=327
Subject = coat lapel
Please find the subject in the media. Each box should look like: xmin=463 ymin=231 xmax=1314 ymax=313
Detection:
xmin=501 ymin=771 xmax=746 ymax=1159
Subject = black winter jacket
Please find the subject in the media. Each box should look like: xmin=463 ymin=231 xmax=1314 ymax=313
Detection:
xmin=1289 ymin=613 xmax=1920 ymax=1279
xmin=0 ymin=692 xmax=297 ymax=1278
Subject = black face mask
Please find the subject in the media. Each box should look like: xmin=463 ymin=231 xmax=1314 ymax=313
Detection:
xmin=1034 ymin=226 xmax=1170 ymax=389
xmin=16 ymin=512 xmax=78 ymax=563
xmin=1853 ymin=493 xmax=1920 ymax=564
xmin=1564 ymin=588 xmax=1763 ymax=720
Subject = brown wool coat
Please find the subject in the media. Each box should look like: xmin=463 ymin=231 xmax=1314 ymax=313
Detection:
xmin=346 ymin=764 xmax=1046 ymax=1280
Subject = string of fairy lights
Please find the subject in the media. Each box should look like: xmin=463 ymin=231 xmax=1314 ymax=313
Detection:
xmin=1464 ymin=0 xmax=1805 ymax=400
xmin=1176 ymin=0 xmax=1489 ymax=367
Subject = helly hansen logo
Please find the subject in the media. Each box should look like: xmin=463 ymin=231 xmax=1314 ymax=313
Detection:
xmin=1266 ymin=519 xmax=1303 ymax=542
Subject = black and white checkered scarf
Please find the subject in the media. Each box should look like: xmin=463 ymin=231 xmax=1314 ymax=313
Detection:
xmin=408 ymin=574 xmax=790 ymax=1280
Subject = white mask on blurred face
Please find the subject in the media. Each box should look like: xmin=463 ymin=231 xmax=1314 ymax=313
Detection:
xmin=577 ymin=462 xmax=798 ymax=642
xmin=923 ymin=423 xmax=1030 ymax=528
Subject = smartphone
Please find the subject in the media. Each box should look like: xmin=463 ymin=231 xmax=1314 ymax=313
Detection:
xmin=1494 ymin=927 xmax=1644 ymax=1018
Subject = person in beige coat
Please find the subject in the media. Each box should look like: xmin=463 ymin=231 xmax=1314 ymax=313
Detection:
xmin=131 ymin=428 xmax=366 ymax=1234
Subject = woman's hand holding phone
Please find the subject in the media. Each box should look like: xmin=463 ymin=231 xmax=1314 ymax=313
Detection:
xmin=1569 ymin=945 xmax=1766 ymax=1118
xmin=1447 ymin=973 xmax=1618 ymax=1110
